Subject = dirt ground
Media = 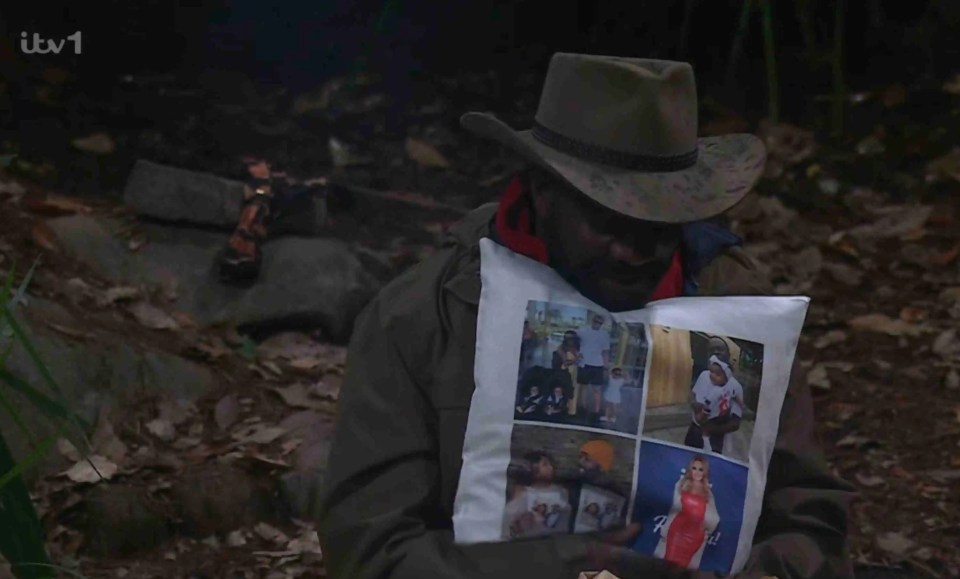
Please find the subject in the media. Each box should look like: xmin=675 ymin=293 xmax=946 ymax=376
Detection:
xmin=1 ymin=64 xmax=959 ymax=579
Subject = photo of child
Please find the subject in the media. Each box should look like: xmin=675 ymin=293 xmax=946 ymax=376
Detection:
xmin=502 ymin=424 xmax=636 ymax=539
xmin=642 ymin=327 xmax=764 ymax=464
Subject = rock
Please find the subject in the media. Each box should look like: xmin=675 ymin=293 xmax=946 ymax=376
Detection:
xmin=172 ymin=464 xmax=275 ymax=537
xmin=1 ymin=298 xmax=215 ymax=471
xmin=46 ymin=214 xmax=381 ymax=340
xmin=123 ymin=160 xmax=247 ymax=227
xmin=876 ymin=532 xmax=916 ymax=557
xmin=84 ymin=484 xmax=170 ymax=555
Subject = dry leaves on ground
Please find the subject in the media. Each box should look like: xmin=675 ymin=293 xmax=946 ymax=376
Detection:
xmin=405 ymin=137 xmax=450 ymax=168
xmin=128 ymin=301 xmax=180 ymax=330
xmin=847 ymin=313 xmax=927 ymax=337
xmin=62 ymin=455 xmax=118 ymax=484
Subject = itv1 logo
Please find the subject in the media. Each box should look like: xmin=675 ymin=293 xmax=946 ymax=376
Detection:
xmin=19 ymin=31 xmax=82 ymax=55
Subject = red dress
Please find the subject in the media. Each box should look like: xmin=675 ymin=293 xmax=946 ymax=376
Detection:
xmin=664 ymin=490 xmax=708 ymax=567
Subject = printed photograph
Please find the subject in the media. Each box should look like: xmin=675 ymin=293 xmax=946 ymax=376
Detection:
xmin=630 ymin=440 xmax=748 ymax=575
xmin=574 ymin=484 xmax=628 ymax=533
xmin=641 ymin=326 xmax=764 ymax=463
xmin=516 ymin=300 xmax=648 ymax=434
xmin=502 ymin=424 xmax=636 ymax=539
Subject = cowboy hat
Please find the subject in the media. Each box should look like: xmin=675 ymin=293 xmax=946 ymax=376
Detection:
xmin=461 ymin=53 xmax=766 ymax=223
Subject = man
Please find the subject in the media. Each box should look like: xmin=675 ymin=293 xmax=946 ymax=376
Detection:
xmin=318 ymin=54 xmax=854 ymax=579
xmin=578 ymin=315 xmax=612 ymax=419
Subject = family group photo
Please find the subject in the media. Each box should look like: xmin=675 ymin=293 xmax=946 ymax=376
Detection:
xmin=641 ymin=326 xmax=764 ymax=464
xmin=515 ymin=301 xmax=648 ymax=435
xmin=501 ymin=424 xmax=635 ymax=540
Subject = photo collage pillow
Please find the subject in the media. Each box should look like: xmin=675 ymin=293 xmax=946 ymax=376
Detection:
xmin=452 ymin=239 xmax=809 ymax=576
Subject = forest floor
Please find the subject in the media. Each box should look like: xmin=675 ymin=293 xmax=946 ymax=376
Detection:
xmin=1 ymin=62 xmax=959 ymax=578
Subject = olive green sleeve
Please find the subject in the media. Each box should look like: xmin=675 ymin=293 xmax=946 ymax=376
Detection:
xmin=316 ymin=298 xmax=595 ymax=579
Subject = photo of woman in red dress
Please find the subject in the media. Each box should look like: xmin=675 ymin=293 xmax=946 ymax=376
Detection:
xmin=655 ymin=455 xmax=720 ymax=569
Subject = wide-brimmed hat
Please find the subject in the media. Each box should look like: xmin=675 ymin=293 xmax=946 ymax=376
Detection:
xmin=461 ymin=53 xmax=766 ymax=223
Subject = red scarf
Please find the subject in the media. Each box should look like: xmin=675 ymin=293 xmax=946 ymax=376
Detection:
xmin=494 ymin=177 xmax=684 ymax=302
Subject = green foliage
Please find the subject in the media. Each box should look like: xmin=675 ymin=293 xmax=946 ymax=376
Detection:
xmin=0 ymin=264 xmax=91 ymax=578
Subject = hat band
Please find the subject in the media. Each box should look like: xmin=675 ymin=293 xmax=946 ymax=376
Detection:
xmin=532 ymin=121 xmax=698 ymax=172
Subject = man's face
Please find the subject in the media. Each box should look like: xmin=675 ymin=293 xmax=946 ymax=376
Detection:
xmin=708 ymin=339 xmax=730 ymax=362
xmin=591 ymin=317 xmax=603 ymax=330
xmin=579 ymin=452 xmax=599 ymax=472
xmin=530 ymin=170 xmax=681 ymax=311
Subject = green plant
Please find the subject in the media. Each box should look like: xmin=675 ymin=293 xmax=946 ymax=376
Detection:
xmin=0 ymin=263 xmax=93 ymax=579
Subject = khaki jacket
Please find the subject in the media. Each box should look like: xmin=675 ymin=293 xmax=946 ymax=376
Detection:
xmin=317 ymin=204 xmax=855 ymax=579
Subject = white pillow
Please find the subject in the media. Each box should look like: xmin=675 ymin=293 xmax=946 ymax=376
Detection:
xmin=453 ymin=239 xmax=808 ymax=576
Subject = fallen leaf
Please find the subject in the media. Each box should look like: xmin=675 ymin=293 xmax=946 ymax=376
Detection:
xmin=233 ymin=424 xmax=288 ymax=445
xmin=254 ymin=522 xmax=289 ymax=544
xmin=145 ymin=418 xmax=177 ymax=442
xmin=926 ymin=149 xmax=960 ymax=184
xmin=31 ymin=221 xmax=60 ymax=251
xmin=309 ymin=375 xmax=341 ymax=401
xmin=876 ymin=532 xmax=915 ymax=557
xmin=932 ymin=329 xmax=960 ymax=359
xmin=814 ymin=330 xmax=848 ymax=349
xmin=328 ymin=137 xmax=370 ymax=167
xmin=846 ymin=206 xmax=932 ymax=241
xmin=272 ymin=384 xmax=327 ymax=411
xmin=62 ymin=455 xmax=118 ymax=483
xmin=128 ymin=302 xmax=179 ymax=330
xmin=71 ymin=133 xmax=115 ymax=155
xmin=189 ymin=338 xmax=231 ymax=361
xmin=942 ymin=73 xmax=960 ymax=95
xmin=806 ymin=364 xmax=831 ymax=390
xmin=286 ymin=530 xmax=322 ymax=555
xmin=24 ymin=194 xmax=92 ymax=216
xmin=288 ymin=356 xmax=323 ymax=371
xmin=57 ymin=438 xmax=80 ymax=462
xmin=836 ymin=433 xmax=873 ymax=448
xmin=44 ymin=321 xmax=94 ymax=339
xmin=170 ymin=311 xmax=197 ymax=329
xmin=97 ymin=285 xmax=140 ymax=306
xmin=757 ymin=120 xmax=816 ymax=165
xmin=405 ymin=137 xmax=450 ymax=168
xmin=215 ymin=394 xmax=241 ymax=430
xmin=226 ymin=530 xmax=247 ymax=547
xmin=128 ymin=236 xmax=147 ymax=252
xmin=847 ymin=313 xmax=926 ymax=337
xmin=855 ymin=474 xmax=886 ymax=488
xmin=262 ymin=360 xmax=283 ymax=376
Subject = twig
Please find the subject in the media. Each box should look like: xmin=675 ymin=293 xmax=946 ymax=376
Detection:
xmin=905 ymin=557 xmax=944 ymax=579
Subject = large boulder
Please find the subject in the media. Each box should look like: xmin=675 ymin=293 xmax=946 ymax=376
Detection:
xmin=2 ymin=297 xmax=216 ymax=469
xmin=46 ymin=214 xmax=380 ymax=340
